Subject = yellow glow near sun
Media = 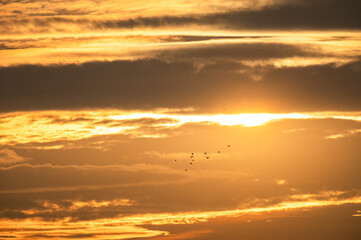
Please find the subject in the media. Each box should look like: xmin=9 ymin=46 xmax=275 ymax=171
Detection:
xmin=109 ymin=112 xmax=310 ymax=127
xmin=1 ymin=110 xmax=361 ymax=147
xmin=209 ymin=113 xmax=309 ymax=126
xmin=276 ymin=179 xmax=288 ymax=185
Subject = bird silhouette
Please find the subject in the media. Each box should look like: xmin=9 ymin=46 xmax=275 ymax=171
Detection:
xmin=180 ymin=143 xmax=232 ymax=172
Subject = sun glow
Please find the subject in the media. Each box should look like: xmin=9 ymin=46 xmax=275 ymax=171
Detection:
xmin=1 ymin=110 xmax=361 ymax=147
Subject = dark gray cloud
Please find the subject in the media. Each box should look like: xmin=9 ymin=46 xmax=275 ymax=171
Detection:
xmin=0 ymin=57 xmax=360 ymax=113
xmin=206 ymin=0 xmax=361 ymax=30
xmin=156 ymin=42 xmax=319 ymax=60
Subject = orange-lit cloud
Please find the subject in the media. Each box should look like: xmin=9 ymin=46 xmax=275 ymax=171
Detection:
xmin=325 ymin=129 xmax=361 ymax=139
xmin=0 ymin=218 xmax=168 ymax=240
xmin=124 ymin=193 xmax=361 ymax=225
xmin=1 ymin=1 xmax=361 ymax=239
xmin=0 ymin=148 xmax=28 ymax=165
xmin=0 ymin=0 xmax=284 ymax=19
xmin=21 ymin=199 xmax=134 ymax=215
xmin=352 ymin=210 xmax=361 ymax=217
xmin=0 ymin=0 xmax=360 ymax=67
xmin=0 ymin=32 xmax=360 ymax=66
xmin=1 ymin=190 xmax=360 ymax=239
xmin=1 ymin=110 xmax=360 ymax=148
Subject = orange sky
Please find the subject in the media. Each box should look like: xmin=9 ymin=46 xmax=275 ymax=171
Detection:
xmin=1 ymin=0 xmax=361 ymax=239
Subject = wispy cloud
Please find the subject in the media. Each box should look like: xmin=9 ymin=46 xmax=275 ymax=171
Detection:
xmin=1 ymin=0 xmax=360 ymax=35
xmin=0 ymin=148 xmax=28 ymax=165
xmin=1 ymin=1 xmax=360 ymax=239
xmin=1 ymin=110 xmax=360 ymax=148
xmin=1 ymin=190 xmax=360 ymax=239
xmin=325 ymin=128 xmax=361 ymax=139
xmin=0 ymin=162 xmax=191 ymax=195
xmin=0 ymin=32 xmax=359 ymax=66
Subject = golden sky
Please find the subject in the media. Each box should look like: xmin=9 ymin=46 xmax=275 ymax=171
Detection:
xmin=1 ymin=0 xmax=361 ymax=239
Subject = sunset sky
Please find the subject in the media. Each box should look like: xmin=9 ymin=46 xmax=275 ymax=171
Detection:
xmin=1 ymin=0 xmax=361 ymax=239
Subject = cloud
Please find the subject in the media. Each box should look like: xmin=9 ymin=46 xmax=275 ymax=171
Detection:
xmin=145 ymin=203 xmax=361 ymax=240
xmin=1 ymin=0 xmax=360 ymax=34
xmin=154 ymin=42 xmax=321 ymax=61
xmin=0 ymin=190 xmax=360 ymax=239
xmin=93 ymin=0 xmax=359 ymax=31
xmin=0 ymin=1 xmax=360 ymax=239
xmin=0 ymin=148 xmax=28 ymax=165
xmin=0 ymin=163 xmax=188 ymax=194
xmin=2 ymin=33 xmax=356 ymax=67
xmin=202 ymin=0 xmax=361 ymax=30
xmin=0 ymin=0 xmax=360 ymax=41
xmin=1 ymin=109 xmax=361 ymax=149
xmin=0 ymin=35 xmax=275 ymax=52
xmin=325 ymin=129 xmax=361 ymax=139
xmin=0 ymin=58 xmax=360 ymax=113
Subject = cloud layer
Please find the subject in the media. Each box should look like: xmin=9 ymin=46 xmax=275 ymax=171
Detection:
xmin=1 ymin=0 xmax=361 ymax=239
xmin=1 ymin=58 xmax=360 ymax=113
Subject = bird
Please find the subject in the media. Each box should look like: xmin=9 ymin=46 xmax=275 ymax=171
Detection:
xmin=191 ymin=153 xmax=194 ymax=155
xmin=206 ymin=156 xmax=209 ymax=159
xmin=190 ymin=156 xmax=193 ymax=158
xmin=192 ymin=159 xmax=194 ymax=161
xmin=227 ymin=145 xmax=230 ymax=147
xmin=189 ymin=162 xmax=193 ymax=165
xmin=204 ymin=152 xmax=207 ymax=154
xmin=174 ymin=159 xmax=177 ymax=161
xmin=185 ymin=169 xmax=188 ymax=171
xmin=218 ymin=151 xmax=221 ymax=153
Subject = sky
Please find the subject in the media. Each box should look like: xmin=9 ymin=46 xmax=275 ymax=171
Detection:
xmin=0 ymin=0 xmax=361 ymax=239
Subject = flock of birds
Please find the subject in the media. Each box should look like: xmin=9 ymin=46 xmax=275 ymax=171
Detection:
xmin=174 ymin=145 xmax=231 ymax=171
